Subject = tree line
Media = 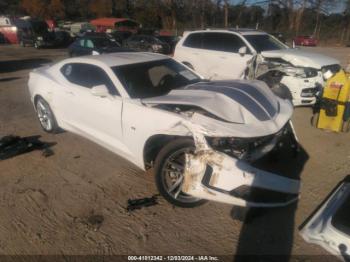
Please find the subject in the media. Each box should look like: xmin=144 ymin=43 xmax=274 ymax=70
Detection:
xmin=1 ymin=0 xmax=349 ymax=43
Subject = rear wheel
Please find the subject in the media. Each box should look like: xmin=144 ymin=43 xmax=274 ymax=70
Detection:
xmin=154 ymin=138 xmax=207 ymax=208
xmin=35 ymin=97 xmax=59 ymax=133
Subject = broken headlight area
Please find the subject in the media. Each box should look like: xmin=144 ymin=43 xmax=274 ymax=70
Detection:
xmin=301 ymin=88 xmax=318 ymax=98
xmin=283 ymin=67 xmax=318 ymax=78
xmin=205 ymin=123 xmax=291 ymax=162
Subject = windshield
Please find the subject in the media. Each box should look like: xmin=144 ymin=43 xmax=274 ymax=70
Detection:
xmin=112 ymin=59 xmax=202 ymax=98
xmin=244 ymin=34 xmax=287 ymax=53
xmin=31 ymin=21 xmax=48 ymax=34
xmin=92 ymin=37 xmax=120 ymax=48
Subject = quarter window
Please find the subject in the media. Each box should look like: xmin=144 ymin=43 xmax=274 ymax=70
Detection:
xmin=183 ymin=33 xmax=202 ymax=48
xmin=85 ymin=39 xmax=94 ymax=48
xmin=79 ymin=39 xmax=85 ymax=47
xmin=60 ymin=63 xmax=119 ymax=95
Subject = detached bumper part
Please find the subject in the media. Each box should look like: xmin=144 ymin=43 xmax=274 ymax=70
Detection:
xmin=182 ymin=149 xmax=300 ymax=207
xmin=300 ymin=177 xmax=350 ymax=261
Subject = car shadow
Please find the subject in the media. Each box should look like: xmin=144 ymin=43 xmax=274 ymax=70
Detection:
xmin=0 ymin=135 xmax=56 ymax=161
xmin=0 ymin=58 xmax=52 ymax=73
xmin=233 ymin=138 xmax=309 ymax=262
xmin=0 ymin=77 xmax=22 ymax=82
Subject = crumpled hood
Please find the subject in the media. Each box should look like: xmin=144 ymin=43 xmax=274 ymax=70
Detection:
xmin=142 ymin=80 xmax=292 ymax=129
xmin=261 ymin=48 xmax=340 ymax=69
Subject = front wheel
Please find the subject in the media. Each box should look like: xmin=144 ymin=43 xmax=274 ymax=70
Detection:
xmin=154 ymin=138 xmax=207 ymax=208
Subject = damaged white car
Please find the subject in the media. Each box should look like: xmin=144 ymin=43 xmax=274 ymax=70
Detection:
xmin=28 ymin=52 xmax=300 ymax=208
xmin=174 ymin=29 xmax=341 ymax=106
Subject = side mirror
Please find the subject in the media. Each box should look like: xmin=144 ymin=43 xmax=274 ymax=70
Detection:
xmin=238 ymin=46 xmax=247 ymax=56
xmin=91 ymin=85 xmax=109 ymax=97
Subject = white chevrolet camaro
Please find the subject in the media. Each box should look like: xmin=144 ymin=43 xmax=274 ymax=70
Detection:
xmin=28 ymin=52 xmax=300 ymax=208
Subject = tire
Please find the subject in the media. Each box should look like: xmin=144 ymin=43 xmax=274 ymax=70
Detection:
xmin=35 ymin=97 xmax=59 ymax=133
xmin=154 ymin=138 xmax=207 ymax=208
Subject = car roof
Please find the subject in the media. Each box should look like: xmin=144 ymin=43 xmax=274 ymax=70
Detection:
xmin=185 ymin=28 xmax=268 ymax=36
xmin=65 ymin=52 xmax=169 ymax=67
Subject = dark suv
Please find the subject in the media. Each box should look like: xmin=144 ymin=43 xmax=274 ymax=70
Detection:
xmin=124 ymin=35 xmax=171 ymax=54
xmin=18 ymin=20 xmax=55 ymax=48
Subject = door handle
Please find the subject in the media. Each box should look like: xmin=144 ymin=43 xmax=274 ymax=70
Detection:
xmin=65 ymin=91 xmax=75 ymax=95
xmin=192 ymin=52 xmax=199 ymax=55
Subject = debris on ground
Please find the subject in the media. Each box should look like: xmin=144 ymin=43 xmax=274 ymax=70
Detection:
xmin=42 ymin=148 xmax=54 ymax=158
xmin=0 ymin=135 xmax=56 ymax=160
xmin=127 ymin=195 xmax=159 ymax=212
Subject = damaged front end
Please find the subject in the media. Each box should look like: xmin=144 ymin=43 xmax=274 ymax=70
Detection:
xmin=143 ymin=80 xmax=301 ymax=207
xmin=245 ymin=54 xmax=325 ymax=106
xmin=181 ymin=121 xmax=301 ymax=208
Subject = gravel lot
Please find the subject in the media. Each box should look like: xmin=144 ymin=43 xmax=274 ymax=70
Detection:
xmin=0 ymin=44 xmax=349 ymax=259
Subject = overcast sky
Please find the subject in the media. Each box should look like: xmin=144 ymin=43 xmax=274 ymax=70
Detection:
xmin=228 ymin=0 xmax=346 ymax=14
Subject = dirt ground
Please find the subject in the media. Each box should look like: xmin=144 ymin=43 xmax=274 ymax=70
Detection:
xmin=0 ymin=45 xmax=350 ymax=259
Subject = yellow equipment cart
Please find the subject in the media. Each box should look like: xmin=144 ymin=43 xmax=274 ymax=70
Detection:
xmin=312 ymin=70 xmax=350 ymax=132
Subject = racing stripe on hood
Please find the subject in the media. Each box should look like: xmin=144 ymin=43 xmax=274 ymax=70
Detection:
xmin=183 ymin=81 xmax=278 ymax=121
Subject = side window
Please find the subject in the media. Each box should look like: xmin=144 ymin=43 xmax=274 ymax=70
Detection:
xmin=85 ymin=39 xmax=94 ymax=48
xmin=202 ymin=33 xmax=247 ymax=53
xmin=130 ymin=35 xmax=139 ymax=41
xmin=60 ymin=63 xmax=119 ymax=95
xmin=183 ymin=33 xmax=202 ymax=48
xmin=221 ymin=34 xmax=247 ymax=53
xmin=79 ymin=39 xmax=85 ymax=47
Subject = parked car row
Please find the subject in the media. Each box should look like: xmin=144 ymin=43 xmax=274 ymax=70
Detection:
xmin=67 ymin=32 xmax=179 ymax=56
xmin=124 ymin=34 xmax=172 ymax=54
xmin=68 ymin=32 xmax=131 ymax=56
xmin=65 ymin=28 xmax=341 ymax=108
